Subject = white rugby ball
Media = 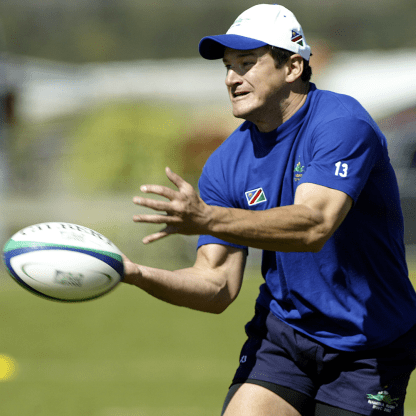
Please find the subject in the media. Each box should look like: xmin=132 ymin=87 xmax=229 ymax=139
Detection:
xmin=2 ymin=222 xmax=124 ymax=302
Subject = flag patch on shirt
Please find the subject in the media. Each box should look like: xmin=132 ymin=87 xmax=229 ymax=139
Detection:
xmin=245 ymin=188 xmax=267 ymax=206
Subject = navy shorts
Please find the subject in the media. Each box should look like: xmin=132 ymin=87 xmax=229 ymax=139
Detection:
xmin=230 ymin=305 xmax=416 ymax=415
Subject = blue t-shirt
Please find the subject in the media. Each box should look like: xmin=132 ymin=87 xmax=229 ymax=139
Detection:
xmin=197 ymin=84 xmax=416 ymax=351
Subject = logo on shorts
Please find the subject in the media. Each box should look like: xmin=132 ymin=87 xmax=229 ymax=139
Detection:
xmin=367 ymin=391 xmax=400 ymax=413
xmin=245 ymin=188 xmax=267 ymax=206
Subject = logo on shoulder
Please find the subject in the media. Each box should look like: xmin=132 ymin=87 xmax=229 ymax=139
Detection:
xmin=294 ymin=158 xmax=305 ymax=182
xmin=245 ymin=188 xmax=267 ymax=206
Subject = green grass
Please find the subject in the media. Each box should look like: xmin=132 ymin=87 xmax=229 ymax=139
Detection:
xmin=1 ymin=263 xmax=416 ymax=416
xmin=0 ymin=269 xmax=261 ymax=416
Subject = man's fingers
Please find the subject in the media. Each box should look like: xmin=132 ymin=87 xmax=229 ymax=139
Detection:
xmin=132 ymin=169 xmax=202 ymax=243
xmin=133 ymin=196 xmax=171 ymax=212
xmin=165 ymin=167 xmax=190 ymax=192
xmin=142 ymin=232 xmax=168 ymax=244
xmin=133 ymin=214 xmax=181 ymax=224
xmin=142 ymin=226 xmax=176 ymax=244
xmin=140 ymin=183 xmax=178 ymax=201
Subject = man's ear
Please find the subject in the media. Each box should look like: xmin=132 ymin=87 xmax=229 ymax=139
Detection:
xmin=286 ymin=54 xmax=304 ymax=83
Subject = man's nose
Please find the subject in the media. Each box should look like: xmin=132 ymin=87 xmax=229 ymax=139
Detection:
xmin=225 ymin=67 xmax=243 ymax=88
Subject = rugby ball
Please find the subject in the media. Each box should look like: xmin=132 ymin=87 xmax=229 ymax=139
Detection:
xmin=2 ymin=222 xmax=124 ymax=302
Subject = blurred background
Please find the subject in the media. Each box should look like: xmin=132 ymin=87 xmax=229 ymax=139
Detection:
xmin=0 ymin=1 xmax=415 ymax=415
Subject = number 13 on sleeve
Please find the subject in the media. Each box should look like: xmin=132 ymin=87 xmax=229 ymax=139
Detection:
xmin=335 ymin=161 xmax=348 ymax=178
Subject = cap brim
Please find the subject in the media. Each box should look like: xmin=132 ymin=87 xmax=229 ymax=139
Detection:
xmin=198 ymin=34 xmax=268 ymax=60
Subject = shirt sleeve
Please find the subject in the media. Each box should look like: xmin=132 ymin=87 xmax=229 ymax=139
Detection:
xmin=197 ymin=157 xmax=248 ymax=251
xmin=299 ymin=117 xmax=382 ymax=202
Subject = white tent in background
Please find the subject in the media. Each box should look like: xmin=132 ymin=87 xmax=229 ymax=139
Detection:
xmin=7 ymin=48 xmax=416 ymax=123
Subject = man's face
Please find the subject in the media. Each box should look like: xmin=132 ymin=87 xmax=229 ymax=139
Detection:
xmin=223 ymin=46 xmax=289 ymax=126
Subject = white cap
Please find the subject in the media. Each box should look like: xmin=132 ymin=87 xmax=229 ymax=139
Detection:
xmin=199 ymin=4 xmax=311 ymax=61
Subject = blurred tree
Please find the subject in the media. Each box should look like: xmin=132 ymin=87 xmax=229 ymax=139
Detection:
xmin=63 ymin=102 xmax=185 ymax=194
xmin=0 ymin=1 xmax=414 ymax=63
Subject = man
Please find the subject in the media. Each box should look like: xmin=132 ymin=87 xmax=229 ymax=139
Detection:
xmin=123 ymin=4 xmax=416 ymax=415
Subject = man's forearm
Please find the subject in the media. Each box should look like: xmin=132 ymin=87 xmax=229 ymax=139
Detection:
xmin=123 ymin=263 xmax=233 ymax=314
xmin=206 ymin=204 xmax=325 ymax=252
xmin=132 ymin=170 xmax=350 ymax=249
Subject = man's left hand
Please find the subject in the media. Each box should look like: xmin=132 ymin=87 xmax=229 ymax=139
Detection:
xmin=133 ymin=167 xmax=211 ymax=244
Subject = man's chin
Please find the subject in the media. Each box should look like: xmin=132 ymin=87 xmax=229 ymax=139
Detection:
xmin=231 ymin=101 xmax=261 ymax=122
xmin=232 ymin=113 xmax=246 ymax=120
xmin=232 ymin=107 xmax=252 ymax=120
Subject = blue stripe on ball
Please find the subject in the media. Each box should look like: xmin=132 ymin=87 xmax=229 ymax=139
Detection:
xmin=2 ymin=246 xmax=124 ymax=303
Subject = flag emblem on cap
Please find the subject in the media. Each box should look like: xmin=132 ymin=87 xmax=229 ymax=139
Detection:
xmin=245 ymin=188 xmax=267 ymax=206
xmin=291 ymin=30 xmax=304 ymax=46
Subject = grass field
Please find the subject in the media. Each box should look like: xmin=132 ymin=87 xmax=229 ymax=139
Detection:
xmin=1 ymin=259 xmax=416 ymax=416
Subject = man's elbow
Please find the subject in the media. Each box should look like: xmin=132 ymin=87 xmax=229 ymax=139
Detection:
xmin=208 ymin=303 xmax=230 ymax=315
xmin=207 ymin=286 xmax=239 ymax=314
xmin=306 ymin=239 xmax=326 ymax=253
xmin=303 ymin=225 xmax=332 ymax=252
xmin=198 ymin=298 xmax=233 ymax=314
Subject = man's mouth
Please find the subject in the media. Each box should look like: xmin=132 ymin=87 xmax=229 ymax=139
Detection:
xmin=233 ymin=91 xmax=250 ymax=98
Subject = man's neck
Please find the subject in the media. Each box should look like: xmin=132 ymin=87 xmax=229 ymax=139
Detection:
xmin=255 ymin=82 xmax=310 ymax=133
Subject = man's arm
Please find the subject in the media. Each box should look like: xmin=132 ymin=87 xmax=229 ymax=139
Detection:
xmin=205 ymin=181 xmax=352 ymax=252
xmin=123 ymin=243 xmax=247 ymax=314
xmin=133 ymin=167 xmax=353 ymax=252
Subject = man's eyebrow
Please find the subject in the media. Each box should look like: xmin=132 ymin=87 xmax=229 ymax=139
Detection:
xmin=223 ymin=52 xmax=257 ymax=64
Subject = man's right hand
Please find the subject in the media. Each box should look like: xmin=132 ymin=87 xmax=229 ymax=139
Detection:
xmin=121 ymin=254 xmax=143 ymax=285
